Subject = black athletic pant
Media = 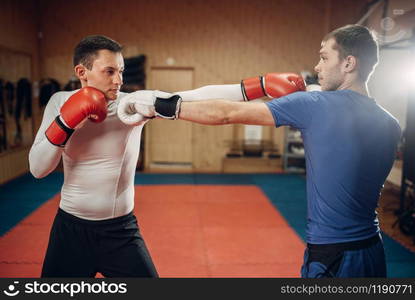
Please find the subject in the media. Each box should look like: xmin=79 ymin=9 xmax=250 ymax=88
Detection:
xmin=41 ymin=208 xmax=158 ymax=278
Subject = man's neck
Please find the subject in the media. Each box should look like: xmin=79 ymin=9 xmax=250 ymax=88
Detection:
xmin=338 ymin=78 xmax=369 ymax=97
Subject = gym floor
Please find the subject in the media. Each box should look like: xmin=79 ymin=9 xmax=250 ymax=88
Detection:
xmin=1 ymin=172 xmax=414 ymax=278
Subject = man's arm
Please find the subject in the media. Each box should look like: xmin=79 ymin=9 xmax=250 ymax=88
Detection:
xmin=117 ymin=72 xmax=305 ymax=125
xmin=176 ymin=84 xmax=244 ymax=102
xmin=179 ymin=100 xmax=275 ymax=126
xmin=29 ymin=88 xmax=107 ymax=178
xmin=29 ymin=93 xmax=64 ymax=178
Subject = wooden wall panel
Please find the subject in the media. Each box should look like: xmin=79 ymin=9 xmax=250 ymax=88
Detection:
xmin=38 ymin=0 xmax=328 ymax=84
xmin=35 ymin=0 xmax=365 ymax=172
xmin=0 ymin=49 xmax=33 ymax=151
xmin=0 ymin=1 xmax=39 ymax=55
xmin=0 ymin=0 xmax=39 ymax=183
xmin=0 ymin=149 xmax=30 ymax=185
xmin=146 ymin=68 xmax=194 ymax=168
xmin=328 ymin=0 xmax=368 ymax=31
xmin=0 ymin=0 xmax=40 ymax=115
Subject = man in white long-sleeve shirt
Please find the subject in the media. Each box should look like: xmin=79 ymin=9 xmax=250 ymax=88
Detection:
xmin=29 ymin=35 xmax=158 ymax=277
xmin=30 ymin=34 xmax=305 ymax=277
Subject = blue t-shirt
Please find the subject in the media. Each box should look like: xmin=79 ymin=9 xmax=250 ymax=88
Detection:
xmin=266 ymin=90 xmax=401 ymax=244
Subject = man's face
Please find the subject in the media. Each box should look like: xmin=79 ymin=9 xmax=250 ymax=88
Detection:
xmin=314 ymin=38 xmax=345 ymax=91
xmin=83 ymin=49 xmax=124 ymax=100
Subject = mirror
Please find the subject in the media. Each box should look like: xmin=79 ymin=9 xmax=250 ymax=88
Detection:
xmin=0 ymin=46 xmax=33 ymax=153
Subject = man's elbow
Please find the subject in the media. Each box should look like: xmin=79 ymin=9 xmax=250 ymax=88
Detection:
xmin=219 ymin=108 xmax=238 ymax=125
xmin=220 ymin=116 xmax=232 ymax=125
xmin=214 ymin=105 xmax=234 ymax=125
xmin=29 ymin=155 xmax=49 ymax=179
xmin=210 ymin=112 xmax=232 ymax=125
xmin=29 ymin=165 xmax=48 ymax=179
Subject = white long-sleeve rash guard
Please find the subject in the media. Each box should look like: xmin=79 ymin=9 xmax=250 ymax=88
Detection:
xmin=29 ymin=84 xmax=245 ymax=220
xmin=176 ymin=84 xmax=244 ymax=102
xmin=29 ymin=91 xmax=143 ymax=220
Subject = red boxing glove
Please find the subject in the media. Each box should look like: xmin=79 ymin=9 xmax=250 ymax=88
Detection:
xmin=241 ymin=72 xmax=306 ymax=101
xmin=45 ymin=87 xmax=107 ymax=146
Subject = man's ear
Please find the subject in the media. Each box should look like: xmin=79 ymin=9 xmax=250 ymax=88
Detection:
xmin=74 ymin=64 xmax=87 ymax=81
xmin=344 ymin=55 xmax=357 ymax=73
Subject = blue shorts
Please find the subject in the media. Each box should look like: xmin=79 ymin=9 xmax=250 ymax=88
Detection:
xmin=301 ymin=234 xmax=386 ymax=278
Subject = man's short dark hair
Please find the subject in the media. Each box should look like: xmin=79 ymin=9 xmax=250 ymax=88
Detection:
xmin=323 ymin=24 xmax=378 ymax=81
xmin=73 ymin=35 xmax=123 ymax=69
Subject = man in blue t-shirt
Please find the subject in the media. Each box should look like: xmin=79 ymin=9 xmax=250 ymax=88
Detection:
xmin=129 ymin=24 xmax=402 ymax=277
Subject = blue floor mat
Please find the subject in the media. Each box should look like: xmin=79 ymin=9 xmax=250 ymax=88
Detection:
xmin=0 ymin=172 xmax=63 ymax=236
xmin=134 ymin=173 xmax=257 ymax=185
xmin=1 ymin=171 xmax=414 ymax=277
